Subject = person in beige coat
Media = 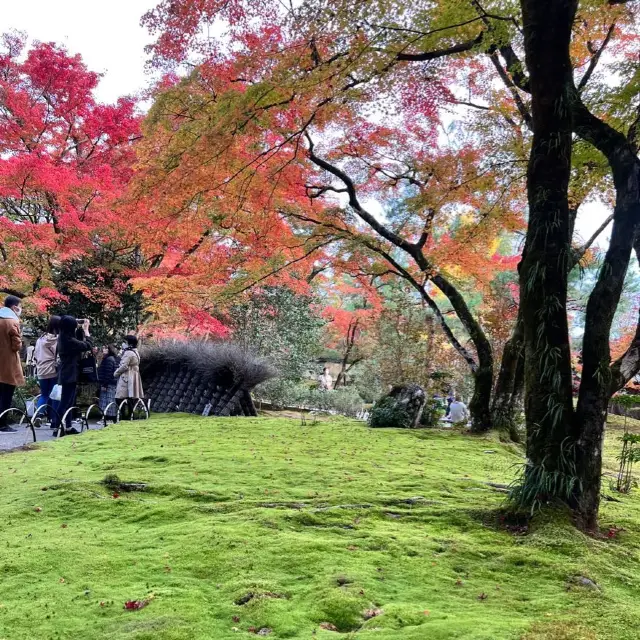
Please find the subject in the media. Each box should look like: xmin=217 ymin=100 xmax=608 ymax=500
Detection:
xmin=0 ymin=295 xmax=25 ymax=432
xmin=114 ymin=335 xmax=144 ymax=418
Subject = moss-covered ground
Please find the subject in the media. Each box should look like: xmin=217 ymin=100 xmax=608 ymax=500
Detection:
xmin=0 ymin=413 xmax=639 ymax=639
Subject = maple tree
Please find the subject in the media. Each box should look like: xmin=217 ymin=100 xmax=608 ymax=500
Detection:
xmin=0 ymin=0 xmax=636 ymax=534
xmin=138 ymin=0 xmax=640 ymax=530
xmin=0 ymin=32 xmax=141 ymax=322
xmin=356 ymin=277 xmax=472 ymax=399
xmin=136 ymin=0 xmax=533 ymax=434
xmin=319 ymin=276 xmax=380 ymax=389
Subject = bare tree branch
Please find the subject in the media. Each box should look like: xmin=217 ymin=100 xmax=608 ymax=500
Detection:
xmin=395 ymin=32 xmax=484 ymax=61
xmin=489 ymin=51 xmax=532 ymax=128
xmin=570 ymin=214 xmax=614 ymax=268
xmin=578 ymin=23 xmax=616 ymax=93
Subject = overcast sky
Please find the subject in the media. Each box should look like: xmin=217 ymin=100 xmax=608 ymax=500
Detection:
xmin=2 ymin=1 xmax=614 ymax=245
xmin=2 ymin=0 xmax=157 ymax=103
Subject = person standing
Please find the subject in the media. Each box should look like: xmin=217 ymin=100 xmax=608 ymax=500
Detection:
xmin=318 ymin=366 xmax=333 ymax=391
xmin=34 ymin=316 xmax=61 ymax=423
xmin=52 ymin=316 xmax=92 ymax=436
xmin=445 ymin=394 xmax=454 ymax=419
xmin=114 ymin=335 xmax=143 ymax=419
xmin=98 ymin=344 xmax=119 ymax=420
xmin=0 ymin=295 xmax=24 ymax=432
xmin=25 ymin=342 xmax=35 ymax=377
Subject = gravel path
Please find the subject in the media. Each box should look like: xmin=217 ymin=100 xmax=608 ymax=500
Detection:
xmin=0 ymin=419 xmax=107 ymax=452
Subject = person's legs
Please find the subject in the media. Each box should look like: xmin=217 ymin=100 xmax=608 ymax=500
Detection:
xmin=64 ymin=384 xmax=78 ymax=431
xmin=0 ymin=383 xmax=16 ymax=429
xmin=117 ymin=397 xmax=131 ymax=420
xmin=38 ymin=378 xmax=55 ymax=418
xmin=54 ymin=383 xmax=77 ymax=433
xmin=101 ymin=385 xmax=117 ymax=418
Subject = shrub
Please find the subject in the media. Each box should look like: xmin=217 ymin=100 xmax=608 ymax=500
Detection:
xmin=615 ymin=432 xmax=640 ymax=493
xmin=368 ymin=395 xmax=412 ymax=429
xmin=255 ymin=381 xmax=365 ymax=417
xmin=421 ymin=398 xmax=446 ymax=426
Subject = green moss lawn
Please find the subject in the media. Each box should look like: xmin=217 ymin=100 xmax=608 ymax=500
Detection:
xmin=0 ymin=414 xmax=639 ymax=639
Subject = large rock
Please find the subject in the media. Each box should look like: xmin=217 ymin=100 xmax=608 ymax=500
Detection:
xmin=368 ymin=384 xmax=426 ymax=428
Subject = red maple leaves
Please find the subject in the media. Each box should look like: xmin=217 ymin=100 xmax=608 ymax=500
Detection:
xmin=0 ymin=33 xmax=141 ymax=310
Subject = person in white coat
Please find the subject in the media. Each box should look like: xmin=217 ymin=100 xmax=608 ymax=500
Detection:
xmin=114 ymin=335 xmax=144 ymax=419
xmin=448 ymin=397 xmax=469 ymax=424
xmin=318 ymin=366 xmax=333 ymax=391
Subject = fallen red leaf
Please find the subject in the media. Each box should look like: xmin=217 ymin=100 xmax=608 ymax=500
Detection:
xmin=112 ymin=493 xmax=120 ymax=499
xmin=124 ymin=599 xmax=150 ymax=610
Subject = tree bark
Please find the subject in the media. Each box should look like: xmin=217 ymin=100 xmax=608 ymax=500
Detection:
xmin=430 ymin=273 xmax=494 ymax=432
xmin=516 ymin=0 xmax=578 ymax=507
xmin=490 ymin=208 xmax=611 ymax=444
xmin=572 ymin=127 xmax=640 ymax=528
xmin=491 ymin=311 xmax=524 ymax=441
xmin=334 ymin=318 xmax=359 ymax=389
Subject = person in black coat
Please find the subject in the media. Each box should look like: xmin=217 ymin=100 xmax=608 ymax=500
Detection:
xmin=52 ymin=315 xmax=92 ymax=435
xmin=98 ymin=344 xmax=119 ymax=419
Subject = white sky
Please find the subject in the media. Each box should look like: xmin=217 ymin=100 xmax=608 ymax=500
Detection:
xmin=1 ymin=1 xmax=614 ymax=246
xmin=1 ymin=0 xmax=157 ymax=104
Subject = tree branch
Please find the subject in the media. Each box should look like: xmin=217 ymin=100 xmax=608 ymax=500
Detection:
xmin=359 ymin=239 xmax=479 ymax=370
xmin=610 ymin=234 xmax=640 ymax=394
xmin=306 ymin=134 xmax=419 ymax=257
xmin=227 ymin=239 xmax=335 ymax=297
xmin=570 ymin=213 xmax=614 ymax=268
xmin=489 ymin=51 xmax=532 ymax=128
xmin=395 ymin=32 xmax=484 ymax=61
xmin=577 ymin=23 xmax=616 ymax=93
xmin=0 ymin=288 xmax=26 ymax=299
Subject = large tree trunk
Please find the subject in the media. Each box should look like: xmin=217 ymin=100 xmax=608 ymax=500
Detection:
xmin=492 ymin=311 xmax=524 ymax=441
xmin=469 ymin=362 xmax=494 ymax=433
xmin=430 ymin=273 xmax=494 ymax=432
xmin=334 ymin=318 xmax=359 ymax=389
xmin=573 ymin=151 xmax=640 ymax=529
xmin=515 ymin=0 xmax=578 ymax=507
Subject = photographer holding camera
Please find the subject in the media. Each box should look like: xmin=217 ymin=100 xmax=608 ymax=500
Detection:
xmin=52 ymin=316 xmax=92 ymax=436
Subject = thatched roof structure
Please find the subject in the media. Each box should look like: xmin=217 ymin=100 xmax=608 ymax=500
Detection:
xmin=140 ymin=341 xmax=275 ymax=417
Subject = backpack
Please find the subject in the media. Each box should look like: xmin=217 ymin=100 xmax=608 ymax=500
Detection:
xmin=79 ymin=351 xmax=98 ymax=384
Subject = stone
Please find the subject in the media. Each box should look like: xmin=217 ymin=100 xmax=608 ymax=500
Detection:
xmin=368 ymin=384 xmax=426 ymax=429
xmin=570 ymin=576 xmax=600 ymax=591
